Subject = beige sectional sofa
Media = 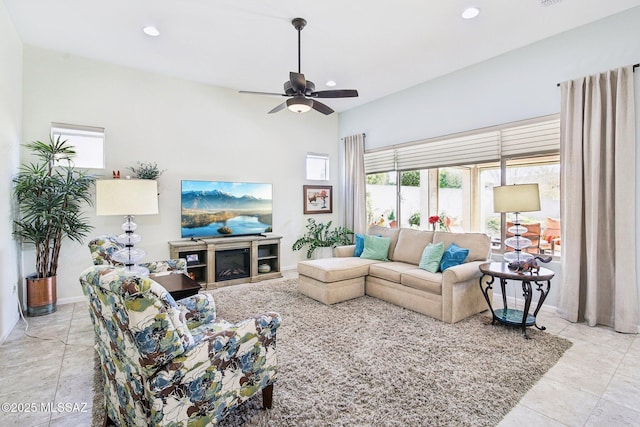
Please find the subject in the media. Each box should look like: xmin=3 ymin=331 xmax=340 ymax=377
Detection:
xmin=297 ymin=225 xmax=492 ymax=324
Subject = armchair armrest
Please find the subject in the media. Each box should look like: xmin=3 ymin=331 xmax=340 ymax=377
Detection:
xmin=176 ymin=293 xmax=217 ymax=329
xmin=142 ymin=259 xmax=188 ymax=275
xmin=149 ymin=312 xmax=282 ymax=395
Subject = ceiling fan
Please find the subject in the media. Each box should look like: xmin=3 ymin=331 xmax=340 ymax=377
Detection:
xmin=239 ymin=17 xmax=359 ymax=115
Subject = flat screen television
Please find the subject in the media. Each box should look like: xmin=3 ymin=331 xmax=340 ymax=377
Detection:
xmin=181 ymin=180 xmax=273 ymax=238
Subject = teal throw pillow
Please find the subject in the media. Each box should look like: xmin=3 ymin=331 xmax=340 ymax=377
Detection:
xmin=360 ymin=234 xmax=391 ymax=261
xmin=354 ymin=234 xmax=365 ymax=257
xmin=440 ymin=243 xmax=469 ymax=271
xmin=418 ymin=242 xmax=445 ymax=273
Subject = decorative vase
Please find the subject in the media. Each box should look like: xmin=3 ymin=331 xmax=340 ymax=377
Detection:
xmin=313 ymin=247 xmax=334 ymax=259
xmin=258 ymin=263 xmax=271 ymax=273
xmin=26 ymin=275 xmax=57 ymax=316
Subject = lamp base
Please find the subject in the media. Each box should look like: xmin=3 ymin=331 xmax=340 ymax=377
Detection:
xmin=119 ymin=265 xmax=150 ymax=277
xmin=503 ymin=251 xmax=534 ymax=263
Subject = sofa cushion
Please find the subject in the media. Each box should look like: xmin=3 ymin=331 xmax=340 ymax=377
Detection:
xmin=400 ymin=269 xmax=442 ymax=295
xmin=361 ymin=235 xmax=391 ymax=261
xmin=354 ymin=234 xmax=365 ymax=257
xmin=298 ymin=257 xmax=377 ymax=283
xmin=433 ymin=232 xmax=490 ymax=262
xmin=440 ymin=243 xmax=469 ymax=271
xmin=418 ymin=242 xmax=445 ymax=273
xmin=369 ymin=262 xmax=417 ymax=283
xmin=391 ymin=228 xmax=434 ymax=264
xmin=367 ymin=225 xmax=401 ymax=260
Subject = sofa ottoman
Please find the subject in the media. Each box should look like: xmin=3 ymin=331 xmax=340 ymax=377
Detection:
xmin=297 ymin=257 xmax=378 ymax=304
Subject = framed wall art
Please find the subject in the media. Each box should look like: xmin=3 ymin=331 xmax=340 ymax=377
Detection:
xmin=303 ymin=185 xmax=332 ymax=214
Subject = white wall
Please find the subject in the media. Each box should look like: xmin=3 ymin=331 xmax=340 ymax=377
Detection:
xmin=21 ymin=46 xmax=341 ymax=304
xmin=0 ymin=1 xmax=23 ymax=342
xmin=340 ymin=7 xmax=640 ymax=149
xmin=339 ymin=7 xmax=640 ymax=309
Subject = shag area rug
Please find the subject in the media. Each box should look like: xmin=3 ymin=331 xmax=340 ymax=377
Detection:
xmin=94 ymin=278 xmax=572 ymax=426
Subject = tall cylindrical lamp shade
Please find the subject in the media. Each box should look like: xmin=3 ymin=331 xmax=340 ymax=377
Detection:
xmin=95 ymin=179 xmax=159 ymax=276
xmin=493 ymin=183 xmax=541 ymax=265
xmin=493 ymin=184 xmax=540 ymax=213
xmin=96 ymin=179 xmax=158 ymax=216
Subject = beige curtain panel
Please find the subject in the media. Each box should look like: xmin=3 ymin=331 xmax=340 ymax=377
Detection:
xmin=342 ymin=133 xmax=367 ymax=235
xmin=558 ymin=66 xmax=638 ymax=333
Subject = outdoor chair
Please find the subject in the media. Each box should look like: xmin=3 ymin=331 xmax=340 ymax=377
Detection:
xmin=506 ymin=222 xmax=541 ymax=254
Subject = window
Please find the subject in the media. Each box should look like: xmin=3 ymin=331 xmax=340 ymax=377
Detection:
xmin=306 ymin=153 xmax=329 ymax=180
xmin=51 ymin=123 xmax=105 ymax=169
xmin=364 ymin=116 xmax=561 ymax=256
xmin=366 ymin=172 xmax=397 ymax=226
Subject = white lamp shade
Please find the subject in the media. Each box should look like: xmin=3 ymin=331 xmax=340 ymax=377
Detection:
xmin=96 ymin=179 xmax=159 ymax=216
xmin=493 ymin=184 xmax=541 ymax=213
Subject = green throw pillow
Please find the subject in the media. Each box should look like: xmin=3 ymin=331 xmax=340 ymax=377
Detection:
xmin=360 ymin=234 xmax=391 ymax=261
xmin=418 ymin=242 xmax=445 ymax=273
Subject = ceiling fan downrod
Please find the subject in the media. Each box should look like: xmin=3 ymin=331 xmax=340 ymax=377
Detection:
xmin=292 ymin=18 xmax=306 ymax=74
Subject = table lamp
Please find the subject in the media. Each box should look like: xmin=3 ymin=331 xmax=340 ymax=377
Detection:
xmin=95 ymin=178 xmax=159 ymax=276
xmin=493 ymin=183 xmax=541 ymax=265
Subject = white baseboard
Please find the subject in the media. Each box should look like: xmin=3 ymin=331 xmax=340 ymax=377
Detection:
xmin=57 ymin=295 xmax=86 ymax=305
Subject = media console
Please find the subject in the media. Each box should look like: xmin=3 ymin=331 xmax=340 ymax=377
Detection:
xmin=168 ymin=234 xmax=282 ymax=289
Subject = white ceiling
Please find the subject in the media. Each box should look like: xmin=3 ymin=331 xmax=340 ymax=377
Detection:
xmin=5 ymin=0 xmax=640 ymax=113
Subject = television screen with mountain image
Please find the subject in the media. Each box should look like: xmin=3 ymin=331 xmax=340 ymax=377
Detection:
xmin=181 ymin=180 xmax=273 ymax=238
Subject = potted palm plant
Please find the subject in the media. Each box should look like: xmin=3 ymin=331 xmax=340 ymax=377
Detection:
xmin=13 ymin=136 xmax=94 ymax=316
xmin=292 ymin=218 xmax=353 ymax=259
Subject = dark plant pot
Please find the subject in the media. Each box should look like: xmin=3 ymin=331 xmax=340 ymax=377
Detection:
xmin=26 ymin=275 xmax=57 ymax=316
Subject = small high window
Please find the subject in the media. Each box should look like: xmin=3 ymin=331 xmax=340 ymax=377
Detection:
xmin=51 ymin=122 xmax=105 ymax=169
xmin=306 ymin=153 xmax=329 ymax=181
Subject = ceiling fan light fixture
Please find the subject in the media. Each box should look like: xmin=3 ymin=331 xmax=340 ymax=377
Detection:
xmin=326 ymin=80 xmax=337 ymax=87
xmin=287 ymin=97 xmax=313 ymax=113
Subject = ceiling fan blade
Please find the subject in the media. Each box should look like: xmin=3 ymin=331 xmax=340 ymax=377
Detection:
xmin=268 ymin=102 xmax=288 ymax=114
xmin=311 ymin=89 xmax=359 ymax=98
xmin=290 ymin=72 xmax=307 ymax=93
xmin=239 ymin=90 xmax=287 ymax=97
xmin=311 ymin=100 xmax=334 ymax=115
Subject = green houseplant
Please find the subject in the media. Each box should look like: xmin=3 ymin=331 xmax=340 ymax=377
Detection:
xmin=129 ymin=161 xmax=165 ymax=180
xmin=13 ymin=136 xmax=94 ymax=316
xmin=292 ymin=218 xmax=353 ymax=259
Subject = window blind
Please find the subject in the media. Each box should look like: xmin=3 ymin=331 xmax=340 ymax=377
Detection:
xmin=500 ymin=119 xmax=560 ymax=157
xmin=364 ymin=149 xmax=395 ymax=174
xmin=395 ymin=131 xmax=500 ymax=171
xmin=363 ymin=116 xmax=559 ymax=174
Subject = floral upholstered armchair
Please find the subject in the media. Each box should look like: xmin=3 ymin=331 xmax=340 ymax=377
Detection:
xmin=88 ymin=235 xmax=187 ymax=275
xmin=80 ymin=265 xmax=281 ymax=426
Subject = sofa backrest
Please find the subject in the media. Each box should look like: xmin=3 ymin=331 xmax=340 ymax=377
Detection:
xmin=367 ymin=224 xmax=401 ymax=260
xmin=391 ymin=228 xmax=434 ymax=264
xmin=433 ymin=232 xmax=491 ymax=262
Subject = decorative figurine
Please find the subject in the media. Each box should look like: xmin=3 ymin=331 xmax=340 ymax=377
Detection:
xmin=508 ymin=255 xmax=552 ymax=273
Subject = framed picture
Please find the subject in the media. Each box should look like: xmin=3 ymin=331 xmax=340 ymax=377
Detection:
xmin=303 ymin=185 xmax=333 ymax=214
xmin=186 ymin=254 xmax=199 ymax=264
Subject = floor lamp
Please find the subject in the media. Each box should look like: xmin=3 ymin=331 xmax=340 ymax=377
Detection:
xmin=95 ymin=179 xmax=159 ymax=276
xmin=493 ymin=184 xmax=541 ymax=267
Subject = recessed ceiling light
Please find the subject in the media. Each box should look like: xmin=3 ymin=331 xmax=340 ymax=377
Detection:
xmin=143 ymin=26 xmax=160 ymax=37
xmin=326 ymin=80 xmax=337 ymax=87
xmin=461 ymin=7 xmax=480 ymax=19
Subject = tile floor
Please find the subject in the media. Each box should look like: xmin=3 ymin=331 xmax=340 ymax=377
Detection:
xmin=0 ymin=276 xmax=639 ymax=427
